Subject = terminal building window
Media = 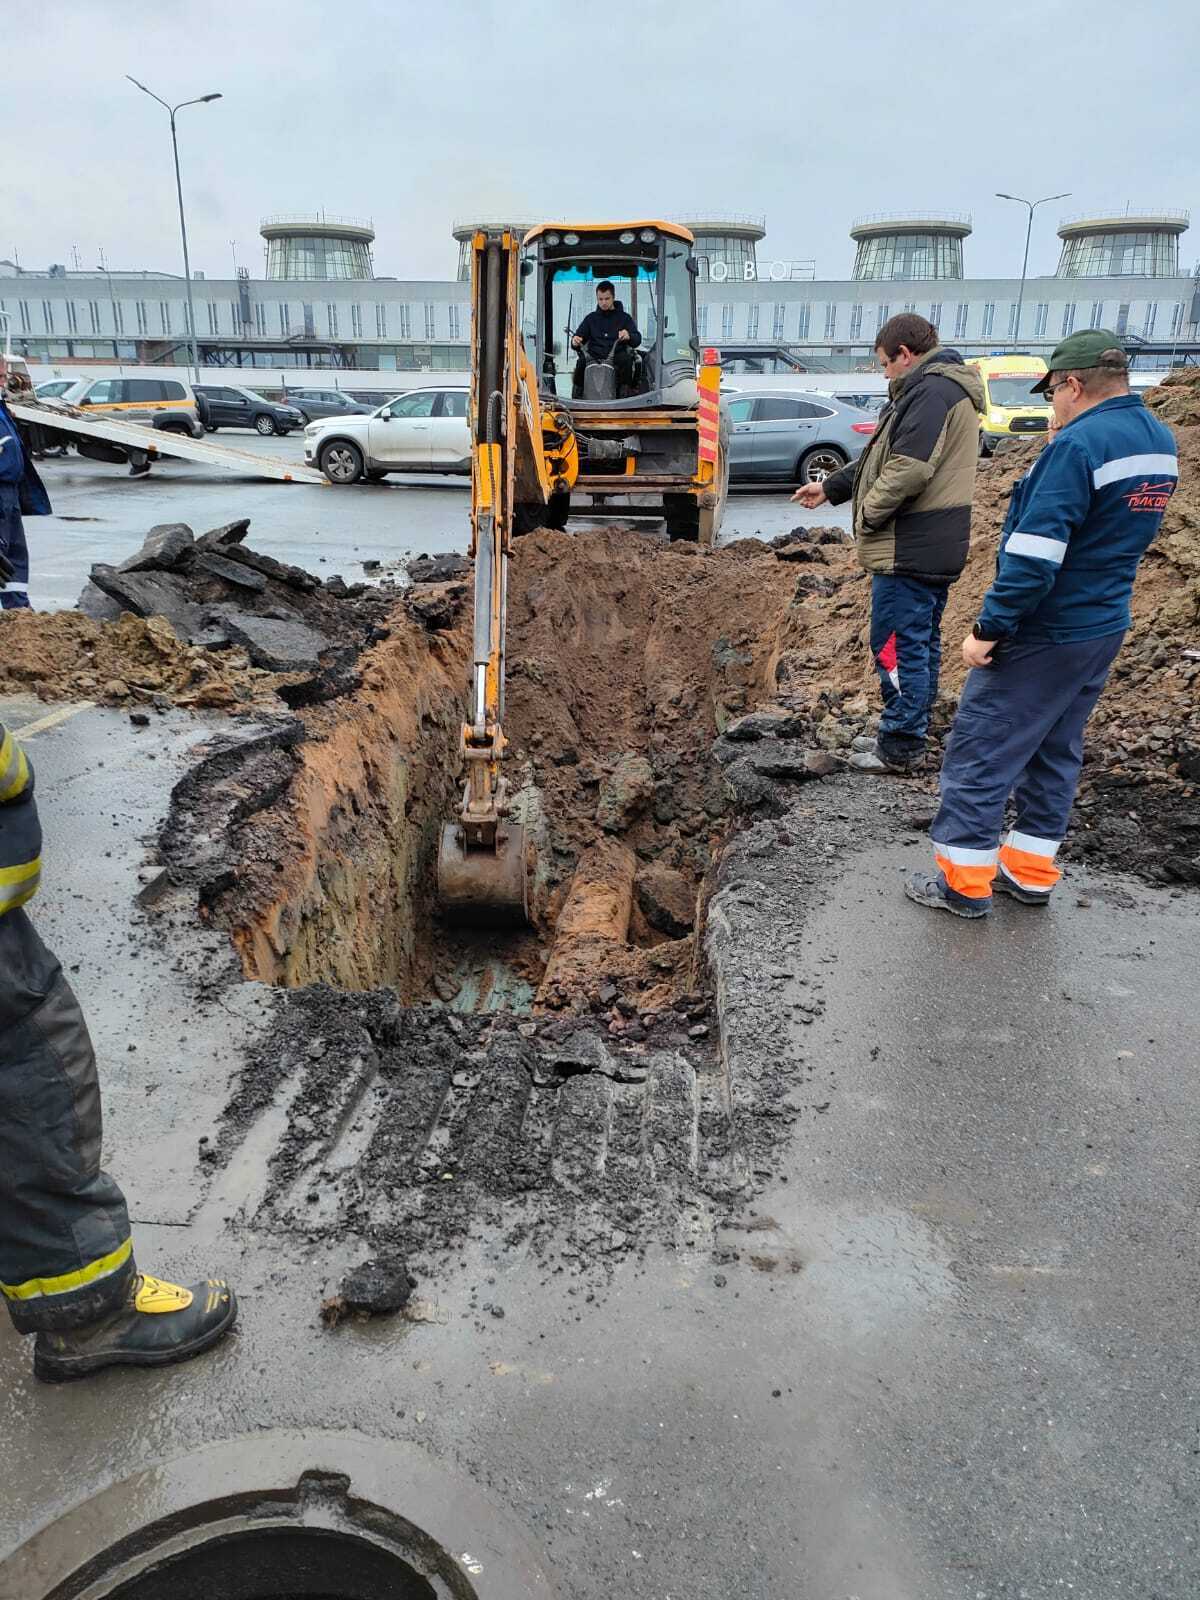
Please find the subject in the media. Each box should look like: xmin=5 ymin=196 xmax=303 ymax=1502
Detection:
xmin=824 ymin=303 xmax=837 ymax=339
xmin=279 ymin=304 xmax=291 ymax=336
xmin=65 ymin=302 xmax=78 ymax=334
xmin=18 ymin=301 xmax=31 ymax=333
xmin=1169 ymin=303 xmax=1184 ymax=335
xmin=255 ymin=304 xmax=268 ymax=337
xmin=326 ymin=303 xmax=338 ymax=337
xmin=207 ymin=303 xmax=219 ymax=335
xmin=375 ymin=304 xmax=387 ymax=337
xmin=797 ymin=303 xmax=811 ymax=339
xmin=41 ymin=300 xmax=54 ymax=333
xmin=89 ymin=301 xmax=102 ymax=333
xmin=876 ymin=304 xmax=890 ymax=332
xmin=772 ymin=302 xmax=786 ymax=340
xmin=160 ymin=302 xmax=171 ymax=335
xmin=448 ymin=304 xmax=461 ymax=339
xmin=849 ymin=304 xmax=863 ymax=339
xmin=720 ymin=304 xmax=734 ymax=340
xmin=136 ymin=301 xmax=148 ymax=335
xmin=265 ymin=234 xmax=373 ymax=280
xmin=1143 ymin=302 xmax=1158 ymax=337
xmin=424 ymin=303 xmax=437 ymax=339
xmin=852 ymin=232 xmax=964 ymax=281
xmin=1034 ymin=303 xmax=1049 ymax=336
xmin=954 ymin=303 xmax=968 ymax=338
xmin=1089 ymin=300 xmax=1104 ymax=329
xmin=1116 ymin=302 xmax=1131 ymax=335
xmin=692 ymin=233 xmax=756 ymax=283
xmin=113 ymin=302 xmax=124 ymax=335
xmin=1056 ymin=229 xmax=1179 ymax=278
xmin=351 ymin=305 xmax=363 ymax=337
xmin=398 ymin=304 xmax=412 ymax=339
xmin=929 ymin=301 xmax=942 ymax=329
xmin=1061 ymin=302 xmax=1077 ymax=336
xmin=981 ymin=303 xmax=995 ymax=337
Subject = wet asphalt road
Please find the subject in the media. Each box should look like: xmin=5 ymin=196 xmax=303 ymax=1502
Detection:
xmin=0 ymin=716 xmax=1195 ymax=1598
xmin=26 ymin=432 xmax=851 ymax=611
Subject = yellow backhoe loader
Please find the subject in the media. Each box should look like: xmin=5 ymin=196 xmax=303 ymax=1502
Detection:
xmin=436 ymin=221 xmax=728 ymax=923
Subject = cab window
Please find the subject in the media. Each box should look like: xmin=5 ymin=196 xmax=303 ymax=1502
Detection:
xmin=125 ymin=380 xmax=167 ymax=402
xmin=437 ymin=391 xmax=468 ymax=418
xmin=385 ymin=391 xmax=437 ymax=418
xmin=85 ymin=380 xmax=119 ymax=404
xmin=160 ymin=381 xmax=186 ymax=401
xmin=725 ymin=398 xmax=754 ymax=422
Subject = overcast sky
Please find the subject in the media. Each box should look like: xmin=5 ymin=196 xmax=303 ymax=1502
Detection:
xmin=11 ymin=0 xmax=1198 ymax=285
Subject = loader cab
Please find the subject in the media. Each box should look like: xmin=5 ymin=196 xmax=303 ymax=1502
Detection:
xmin=519 ymin=222 xmax=700 ymax=411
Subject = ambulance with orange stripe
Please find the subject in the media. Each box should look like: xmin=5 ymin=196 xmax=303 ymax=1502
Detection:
xmin=966 ymin=353 xmax=1052 ymax=457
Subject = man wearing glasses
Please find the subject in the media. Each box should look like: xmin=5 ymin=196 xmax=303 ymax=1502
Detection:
xmin=906 ymin=330 xmax=1179 ymax=918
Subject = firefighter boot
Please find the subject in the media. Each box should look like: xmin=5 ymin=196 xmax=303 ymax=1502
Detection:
xmin=33 ymin=1273 xmax=237 ymax=1382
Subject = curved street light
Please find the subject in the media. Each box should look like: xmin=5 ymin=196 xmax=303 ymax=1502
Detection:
xmin=996 ymin=191 xmax=1071 ymax=348
xmin=127 ymin=76 xmax=223 ymax=377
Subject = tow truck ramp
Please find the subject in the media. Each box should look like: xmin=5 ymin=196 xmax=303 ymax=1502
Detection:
xmin=11 ymin=399 xmax=325 ymax=485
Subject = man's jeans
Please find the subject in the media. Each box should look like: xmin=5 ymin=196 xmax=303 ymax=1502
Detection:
xmin=869 ymin=573 xmax=949 ymax=756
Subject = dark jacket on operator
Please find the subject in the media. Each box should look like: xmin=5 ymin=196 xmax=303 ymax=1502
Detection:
xmin=574 ymin=301 xmax=641 ymax=355
xmin=823 ymin=346 xmax=985 ymax=584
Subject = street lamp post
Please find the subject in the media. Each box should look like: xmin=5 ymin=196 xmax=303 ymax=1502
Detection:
xmin=996 ymin=191 xmax=1071 ymax=348
xmin=126 ymin=76 xmax=222 ymax=378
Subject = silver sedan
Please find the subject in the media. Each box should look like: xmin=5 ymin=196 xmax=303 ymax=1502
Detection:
xmin=725 ymin=390 xmax=878 ymax=485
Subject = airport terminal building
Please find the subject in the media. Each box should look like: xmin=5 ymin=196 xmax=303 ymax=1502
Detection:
xmin=5 ymin=209 xmax=1197 ymax=376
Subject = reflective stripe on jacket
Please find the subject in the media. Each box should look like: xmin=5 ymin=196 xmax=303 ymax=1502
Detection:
xmin=0 ymin=721 xmax=42 ymax=915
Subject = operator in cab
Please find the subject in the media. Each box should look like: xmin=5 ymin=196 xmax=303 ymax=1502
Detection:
xmin=571 ymin=280 xmax=641 ymax=398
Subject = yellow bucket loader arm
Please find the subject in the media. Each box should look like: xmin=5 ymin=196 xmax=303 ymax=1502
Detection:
xmin=436 ymin=230 xmax=577 ymax=922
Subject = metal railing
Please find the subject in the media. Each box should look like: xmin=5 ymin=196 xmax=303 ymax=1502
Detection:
xmin=851 ymin=211 xmax=972 ymax=229
xmin=259 ymin=213 xmax=375 ymax=233
xmin=1058 ymin=208 xmax=1189 ymax=228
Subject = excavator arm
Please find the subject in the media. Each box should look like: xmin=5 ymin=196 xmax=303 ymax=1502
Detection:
xmin=436 ymin=230 xmax=576 ymax=922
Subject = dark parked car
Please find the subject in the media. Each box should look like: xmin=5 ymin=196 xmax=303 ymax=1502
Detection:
xmin=194 ymin=384 xmax=305 ymax=436
xmin=726 ymin=390 xmax=877 ymax=484
xmin=285 ymin=387 xmax=372 ymax=423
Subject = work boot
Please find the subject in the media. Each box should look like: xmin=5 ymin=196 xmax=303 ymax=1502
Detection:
xmin=903 ymin=870 xmax=991 ymax=920
xmin=848 ymin=746 xmax=920 ymax=774
xmin=33 ymin=1273 xmax=237 ymax=1383
xmin=993 ymin=870 xmax=1051 ymax=907
xmin=850 ymin=734 xmax=877 ymax=753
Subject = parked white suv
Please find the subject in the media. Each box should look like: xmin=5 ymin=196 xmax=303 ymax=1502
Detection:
xmin=305 ymin=385 xmax=470 ymax=484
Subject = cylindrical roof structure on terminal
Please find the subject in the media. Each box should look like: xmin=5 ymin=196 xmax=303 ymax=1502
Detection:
xmin=1055 ymin=211 xmax=1189 ymax=278
xmin=849 ymin=214 xmax=972 ymax=280
xmin=260 ymin=214 xmax=375 ymax=280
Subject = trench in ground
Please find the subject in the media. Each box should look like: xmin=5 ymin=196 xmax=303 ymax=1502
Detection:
xmin=181 ymin=528 xmax=829 ymax=1255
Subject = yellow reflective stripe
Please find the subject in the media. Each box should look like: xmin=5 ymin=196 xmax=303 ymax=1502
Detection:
xmin=0 ymin=731 xmax=29 ymax=801
xmin=0 ymin=859 xmax=41 ymax=912
xmin=0 ymin=1235 xmax=133 ymax=1302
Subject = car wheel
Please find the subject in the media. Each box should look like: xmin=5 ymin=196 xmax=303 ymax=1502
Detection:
xmin=797 ymin=444 xmax=847 ymax=485
xmin=366 ymin=469 xmax=389 ymax=482
xmin=160 ymin=421 xmax=191 ymax=435
xmin=319 ymin=440 xmax=365 ymax=485
xmin=206 ymin=424 xmax=219 ymax=433
xmin=255 ymin=414 xmax=278 ymax=436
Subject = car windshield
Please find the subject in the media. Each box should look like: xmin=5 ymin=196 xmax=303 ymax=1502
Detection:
xmin=988 ymin=377 xmax=1049 ymax=409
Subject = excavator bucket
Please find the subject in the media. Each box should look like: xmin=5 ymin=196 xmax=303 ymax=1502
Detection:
xmin=436 ymin=820 xmax=529 ymax=923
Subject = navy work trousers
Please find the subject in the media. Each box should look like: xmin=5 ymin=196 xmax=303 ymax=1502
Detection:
xmin=0 ymin=485 xmax=31 ymax=609
xmin=869 ymin=573 xmax=949 ymax=749
xmin=930 ymin=630 xmax=1125 ymax=902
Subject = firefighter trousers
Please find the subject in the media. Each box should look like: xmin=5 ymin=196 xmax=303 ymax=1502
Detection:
xmin=0 ymin=909 xmax=134 ymax=1333
xmin=930 ymin=630 xmax=1125 ymax=903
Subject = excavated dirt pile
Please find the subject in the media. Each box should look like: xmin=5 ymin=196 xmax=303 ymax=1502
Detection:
xmin=0 ymin=517 xmax=398 ymax=710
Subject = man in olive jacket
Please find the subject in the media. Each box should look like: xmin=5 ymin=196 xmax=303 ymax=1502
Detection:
xmin=796 ymin=313 xmax=985 ymax=770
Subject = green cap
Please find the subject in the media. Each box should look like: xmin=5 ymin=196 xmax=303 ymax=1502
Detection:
xmin=1031 ymin=329 xmax=1127 ymax=393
